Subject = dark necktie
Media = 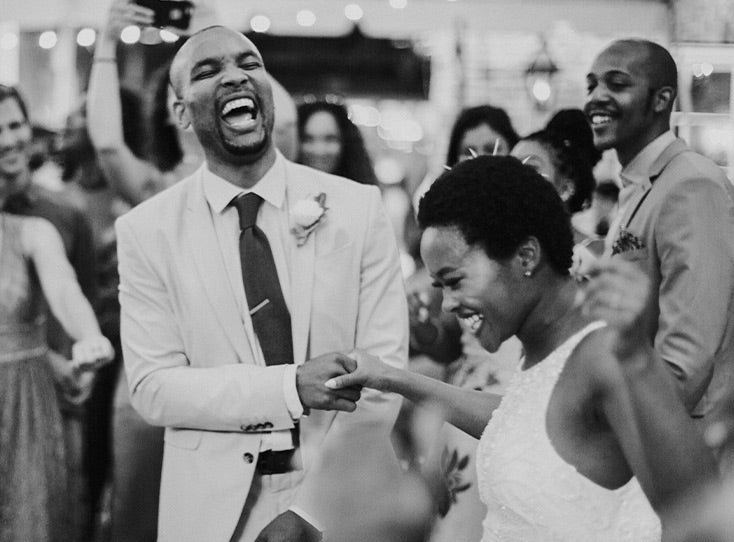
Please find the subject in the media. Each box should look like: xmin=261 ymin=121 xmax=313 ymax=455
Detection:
xmin=232 ymin=193 xmax=294 ymax=367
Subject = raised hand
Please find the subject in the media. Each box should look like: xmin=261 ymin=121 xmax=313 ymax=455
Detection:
xmin=324 ymin=349 xmax=392 ymax=392
xmin=103 ymin=0 xmax=155 ymax=43
xmin=296 ymin=352 xmax=362 ymax=412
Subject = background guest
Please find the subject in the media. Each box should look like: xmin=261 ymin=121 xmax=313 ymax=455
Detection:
xmin=511 ymin=108 xmax=601 ymax=217
xmin=0 ymin=82 xmax=99 ymax=542
xmin=297 ymin=99 xmax=379 ymax=184
xmin=57 ymin=87 xmax=145 ymax=539
xmin=587 ymin=39 xmax=734 ymax=418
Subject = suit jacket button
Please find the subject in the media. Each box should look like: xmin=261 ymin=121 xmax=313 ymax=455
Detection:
xmin=243 ymin=452 xmax=254 ymax=464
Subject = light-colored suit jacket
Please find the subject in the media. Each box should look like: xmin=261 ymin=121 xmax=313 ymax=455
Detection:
xmin=116 ymin=160 xmax=408 ymax=541
xmin=611 ymin=138 xmax=734 ymax=415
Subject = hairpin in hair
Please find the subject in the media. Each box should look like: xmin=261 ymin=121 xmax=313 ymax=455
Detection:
xmin=468 ymin=148 xmax=478 ymax=159
xmin=442 ymin=164 xmax=452 ymax=171
xmin=521 ymin=156 xmax=531 ymax=165
xmin=492 ymin=139 xmax=501 ymax=156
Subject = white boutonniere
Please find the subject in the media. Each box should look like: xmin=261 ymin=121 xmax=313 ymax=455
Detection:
xmin=290 ymin=193 xmax=328 ymax=246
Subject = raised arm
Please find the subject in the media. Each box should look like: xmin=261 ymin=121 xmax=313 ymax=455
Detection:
xmin=87 ymin=0 xmax=159 ymax=206
xmin=581 ymin=259 xmax=718 ymax=516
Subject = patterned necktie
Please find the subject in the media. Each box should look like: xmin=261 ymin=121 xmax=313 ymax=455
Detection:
xmin=232 ymin=193 xmax=294 ymax=367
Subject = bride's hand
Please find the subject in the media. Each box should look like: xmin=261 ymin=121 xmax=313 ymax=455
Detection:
xmin=325 ymin=349 xmax=392 ymax=391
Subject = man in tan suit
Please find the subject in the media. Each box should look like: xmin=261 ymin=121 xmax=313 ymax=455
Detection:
xmin=116 ymin=26 xmax=407 ymax=541
xmin=585 ymin=39 xmax=734 ymax=418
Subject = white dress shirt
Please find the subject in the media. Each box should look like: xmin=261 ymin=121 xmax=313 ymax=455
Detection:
xmin=202 ymin=151 xmax=303 ymax=452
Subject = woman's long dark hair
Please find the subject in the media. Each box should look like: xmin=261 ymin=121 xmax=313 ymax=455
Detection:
xmin=297 ymin=100 xmax=378 ymax=185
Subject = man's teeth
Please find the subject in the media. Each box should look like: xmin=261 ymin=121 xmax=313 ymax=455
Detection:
xmin=222 ymin=97 xmax=254 ymax=116
xmin=590 ymin=114 xmax=612 ymax=126
xmin=462 ymin=314 xmax=484 ymax=334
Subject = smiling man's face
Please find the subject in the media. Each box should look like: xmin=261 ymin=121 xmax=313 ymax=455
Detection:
xmin=170 ymin=27 xmax=275 ymax=166
xmin=584 ymin=42 xmax=658 ymax=166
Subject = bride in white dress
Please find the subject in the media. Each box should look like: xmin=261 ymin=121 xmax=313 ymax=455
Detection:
xmin=327 ymin=156 xmax=717 ymax=541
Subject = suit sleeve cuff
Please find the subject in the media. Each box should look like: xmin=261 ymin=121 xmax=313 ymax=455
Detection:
xmin=283 ymin=364 xmax=304 ymax=419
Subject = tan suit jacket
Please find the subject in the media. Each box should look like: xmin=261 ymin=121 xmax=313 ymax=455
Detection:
xmin=611 ymin=138 xmax=734 ymax=415
xmin=116 ymin=160 xmax=408 ymax=540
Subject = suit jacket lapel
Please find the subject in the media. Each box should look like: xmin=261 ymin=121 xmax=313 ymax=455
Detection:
xmin=622 ymin=138 xmax=689 ymax=229
xmin=185 ymin=170 xmax=250 ymax=361
xmin=285 ymin=164 xmax=317 ymax=365
xmin=649 ymin=138 xmax=688 ymax=183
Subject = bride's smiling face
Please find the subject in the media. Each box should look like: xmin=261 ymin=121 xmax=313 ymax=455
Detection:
xmin=421 ymin=225 xmax=522 ymax=353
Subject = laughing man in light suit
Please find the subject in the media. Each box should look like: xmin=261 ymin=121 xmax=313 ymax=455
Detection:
xmin=116 ymin=26 xmax=407 ymax=541
xmin=585 ymin=39 xmax=734 ymax=420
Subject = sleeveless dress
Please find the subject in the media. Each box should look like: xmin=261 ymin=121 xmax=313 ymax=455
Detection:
xmin=477 ymin=322 xmax=662 ymax=542
xmin=0 ymin=214 xmax=71 ymax=541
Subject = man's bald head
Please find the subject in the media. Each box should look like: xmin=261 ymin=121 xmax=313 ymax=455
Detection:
xmin=605 ymin=39 xmax=678 ymax=95
xmin=166 ymin=25 xmax=276 ymax=172
xmin=169 ymin=25 xmax=263 ymax=98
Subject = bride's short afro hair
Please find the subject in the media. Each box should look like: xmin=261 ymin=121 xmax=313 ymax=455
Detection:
xmin=417 ymin=155 xmax=574 ymax=274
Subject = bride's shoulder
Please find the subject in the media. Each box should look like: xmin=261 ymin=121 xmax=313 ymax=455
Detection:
xmin=567 ymin=324 xmax=627 ymax=391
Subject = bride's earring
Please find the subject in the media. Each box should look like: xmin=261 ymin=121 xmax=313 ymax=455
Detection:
xmin=560 ymin=183 xmax=576 ymax=203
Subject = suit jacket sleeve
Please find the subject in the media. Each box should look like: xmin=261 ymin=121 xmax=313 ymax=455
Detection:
xmin=291 ymin=185 xmax=409 ymax=522
xmin=116 ymin=216 xmax=295 ymax=432
xmin=655 ymin=176 xmax=734 ymax=407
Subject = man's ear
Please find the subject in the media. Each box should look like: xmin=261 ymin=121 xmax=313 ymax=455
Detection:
xmin=653 ymin=86 xmax=675 ymax=113
xmin=172 ymin=100 xmax=191 ymax=131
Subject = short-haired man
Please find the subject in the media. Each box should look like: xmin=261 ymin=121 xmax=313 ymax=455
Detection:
xmin=116 ymin=26 xmax=407 ymax=541
xmin=585 ymin=39 xmax=734 ymax=418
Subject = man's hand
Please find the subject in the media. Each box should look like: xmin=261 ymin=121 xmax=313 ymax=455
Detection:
xmin=296 ymin=352 xmax=362 ymax=412
xmin=254 ymin=510 xmax=321 ymax=542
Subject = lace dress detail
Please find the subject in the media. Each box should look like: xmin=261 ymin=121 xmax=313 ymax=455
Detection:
xmin=477 ymin=322 xmax=661 ymax=542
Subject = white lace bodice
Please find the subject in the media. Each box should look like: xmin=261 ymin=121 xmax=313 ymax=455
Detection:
xmin=477 ymin=323 xmax=661 ymax=542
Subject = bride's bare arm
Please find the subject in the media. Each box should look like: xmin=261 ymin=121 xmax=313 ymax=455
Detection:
xmin=581 ymin=260 xmax=718 ymax=515
xmin=327 ymin=350 xmax=502 ymax=438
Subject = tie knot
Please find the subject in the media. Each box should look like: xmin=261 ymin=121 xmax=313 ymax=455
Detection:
xmin=232 ymin=192 xmax=263 ymax=230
